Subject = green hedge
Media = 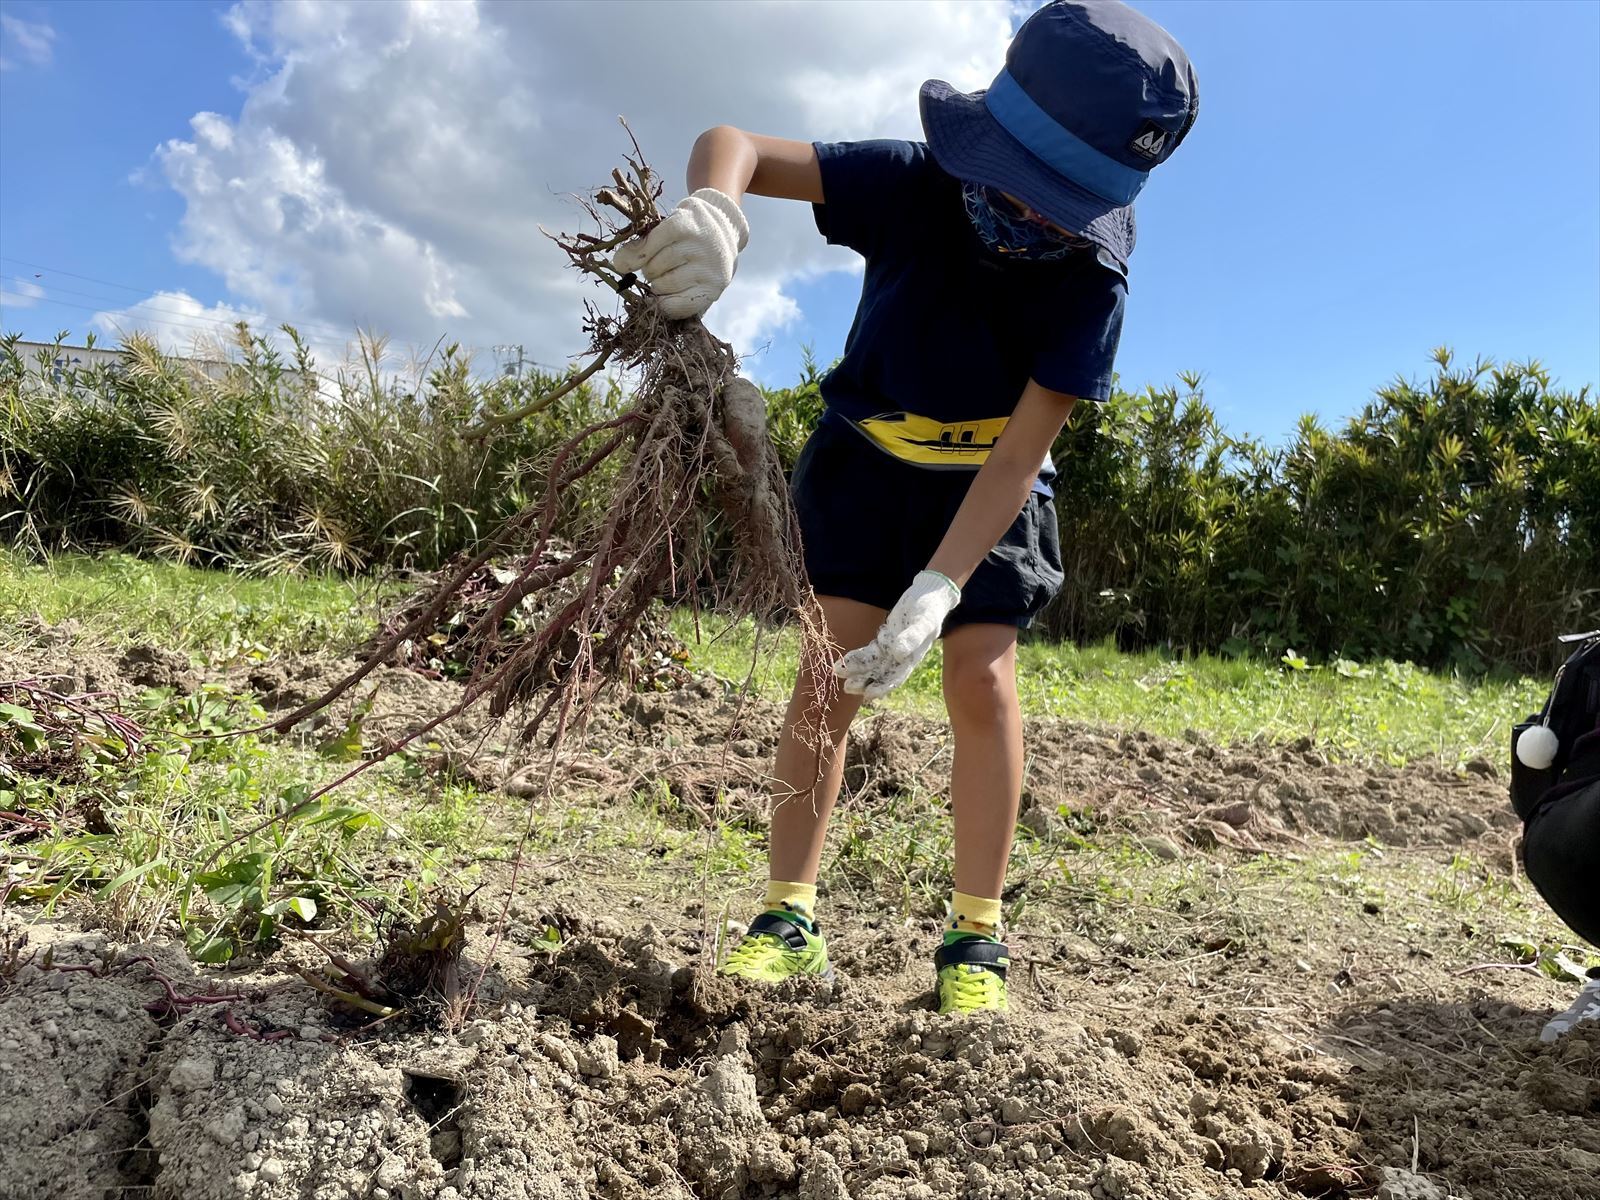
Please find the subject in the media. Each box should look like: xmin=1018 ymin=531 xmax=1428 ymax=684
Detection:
xmin=1044 ymin=353 xmax=1597 ymax=672
xmin=1 ymin=329 xmax=619 ymax=572
xmin=757 ymin=349 xmax=1597 ymax=673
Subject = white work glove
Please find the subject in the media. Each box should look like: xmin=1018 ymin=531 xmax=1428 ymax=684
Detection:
xmin=612 ymin=187 xmax=748 ymax=320
xmin=834 ymin=571 xmax=962 ymax=700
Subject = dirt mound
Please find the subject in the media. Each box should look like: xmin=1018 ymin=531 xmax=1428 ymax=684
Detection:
xmin=1325 ymin=996 xmax=1600 ymax=1200
xmin=0 ymin=923 xmax=164 ymax=1198
xmin=230 ymin=653 xmax=494 ymax=746
xmin=5 ymin=634 xmax=197 ymax=698
xmin=4 ymin=637 xmax=513 ymax=777
xmin=571 ymin=689 xmax=1518 ymax=858
xmin=8 ymin=903 xmax=1585 ymax=1200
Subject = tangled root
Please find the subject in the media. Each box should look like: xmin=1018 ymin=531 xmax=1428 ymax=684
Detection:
xmin=270 ymin=132 xmax=831 ymax=775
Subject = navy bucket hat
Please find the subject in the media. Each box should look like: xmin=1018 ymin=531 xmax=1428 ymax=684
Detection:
xmin=921 ymin=0 xmax=1198 ymax=267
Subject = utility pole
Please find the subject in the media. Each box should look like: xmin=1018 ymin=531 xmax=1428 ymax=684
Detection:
xmin=493 ymin=344 xmax=527 ymax=380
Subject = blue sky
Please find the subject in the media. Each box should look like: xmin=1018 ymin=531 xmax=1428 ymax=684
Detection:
xmin=2 ymin=0 xmax=1597 ymax=445
xmin=0 ymin=3 xmax=253 ymax=331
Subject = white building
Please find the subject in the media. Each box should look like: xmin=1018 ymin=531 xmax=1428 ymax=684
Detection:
xmin=14 ymin=339 xmax=230 ymax=381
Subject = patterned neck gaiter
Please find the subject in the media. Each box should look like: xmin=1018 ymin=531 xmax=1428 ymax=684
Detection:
xmin=961 ymin=181 xmax=1093 ymax=262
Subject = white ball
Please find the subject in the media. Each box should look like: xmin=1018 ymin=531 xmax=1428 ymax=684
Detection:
xmin=1516 ymin=724 xmax=1559 ymax=770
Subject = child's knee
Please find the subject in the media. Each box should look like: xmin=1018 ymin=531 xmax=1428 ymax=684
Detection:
xmin=943 ymin=650 xmax=1015 ymax=724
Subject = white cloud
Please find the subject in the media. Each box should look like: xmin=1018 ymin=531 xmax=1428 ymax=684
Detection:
xmin=91 ymin=290 xmax=280 ymax=357
xmin=0 ymin=14 xmax=55 ymax=69
xmin=0 ymin=276 xmax=46 ymax=308
xmin=714 ymin=276 xmax=803 ymax=377
xmin=146 ymin=0 xmax=1012 ymax=370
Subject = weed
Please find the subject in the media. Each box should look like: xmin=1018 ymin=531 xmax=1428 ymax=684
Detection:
xmin=1 ymin=681 xmax=463 ymax=961
xmin=1428 ymin=852 xmax=1519 ymax=915
xmin=1 ymin=328 xmax=618 ymax=575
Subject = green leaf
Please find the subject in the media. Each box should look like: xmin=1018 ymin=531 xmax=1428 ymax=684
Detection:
xmin=195 ymin=852 xmax=272 ymax=911
xmin=286 ymin=895 xmax=317 ymax=921
xmin=263 ymin=895 xmax=317 ymax=923
xmin=300 ymin=804 xmax=382 ymax=834
xmin=187 ymin=930 xmax=236 ymax=964
xmin=317 ymin=718 xmax=365 ymax=762
xmin=97 ymin=860 xmax=163 ymax=899
xmin=1548 ymin=951 xmax=1590 ymax=983
xmin=0 ymin=701 xmax=42 ymax=728
xmin=0 ymin=701 xmax=48 ymax=753
xmin=1498 ymin=938 xmax=1539 ymax=962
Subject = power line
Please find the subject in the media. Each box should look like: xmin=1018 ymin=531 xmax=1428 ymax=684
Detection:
xmin=3 ymin=254 xmax=201 ymax=297
xmin=2 ymin=292 xmax=355 ymax=353
xmin=0 ymin=297 xmax=522 ymax=391
xmin=0 ymin=254 xmax=370 ymax=344
xmin=3 ymin=279 xmax=334 ymax=340
xmin=1 ymin=255 xmax=558 ymax=378
xmin=2 ymin=311 xmax=409 ymax=393
xmin=3 ymin=289 xmax=359 ymax=354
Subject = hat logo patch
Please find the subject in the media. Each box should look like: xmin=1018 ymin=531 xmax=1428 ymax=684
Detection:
xmin=1128 ymin=122 xmax=1167 ymax=160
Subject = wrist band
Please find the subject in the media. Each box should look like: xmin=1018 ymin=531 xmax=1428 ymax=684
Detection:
xmin=924 ymin=570 xmax=962 ymax=602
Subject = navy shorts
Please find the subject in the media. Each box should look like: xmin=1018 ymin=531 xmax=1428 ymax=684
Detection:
xmin=790 ymin=417 xmax=1064 ymax=630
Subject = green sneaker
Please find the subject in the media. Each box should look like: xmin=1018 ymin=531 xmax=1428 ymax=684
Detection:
xmin=719 ymin=912 xmax=831 ymax=983
xmin=935 ymin=936 xmax=1010 ymax=1014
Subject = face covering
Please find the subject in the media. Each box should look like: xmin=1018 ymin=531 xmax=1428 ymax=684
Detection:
xmin=961 ymin=181 xmax=1093 ymax=262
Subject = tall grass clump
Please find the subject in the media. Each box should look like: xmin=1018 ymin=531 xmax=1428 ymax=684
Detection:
xmin=0 ymin=327 xmax=618 ymax=572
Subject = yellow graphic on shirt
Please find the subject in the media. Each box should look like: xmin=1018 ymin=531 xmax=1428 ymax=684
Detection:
xmin=854 ymin=411 xmax=1011 ymax=466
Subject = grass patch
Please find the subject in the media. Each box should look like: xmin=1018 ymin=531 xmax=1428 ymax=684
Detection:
xmin=0 ymin=551 xmax=384 ymax=659
xmin=3 ymin=677 xmax=504 ymax=960
xmin=0 ymin=554 xmax=1546 ymax=767
xmin=674 ymin=612 xmax=1546 ymax=767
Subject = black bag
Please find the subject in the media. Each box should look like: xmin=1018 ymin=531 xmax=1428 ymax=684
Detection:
xmin=1512 ymin=630 xmax=1600 ymax=821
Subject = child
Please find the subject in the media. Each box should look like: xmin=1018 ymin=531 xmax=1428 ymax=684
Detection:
xmin=615 ymin=0 xmax=1198 ymax=1013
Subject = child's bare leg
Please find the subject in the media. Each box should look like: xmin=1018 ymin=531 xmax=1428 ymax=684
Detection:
xmin=766 ymin=595 xmax=886 ymax=885
xmin=942 ymin=624 xmax=1023 ymax=902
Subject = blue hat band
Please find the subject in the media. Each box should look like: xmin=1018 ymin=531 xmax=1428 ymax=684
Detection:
xmin=983 ymin=69 xmax=1149 ymax=206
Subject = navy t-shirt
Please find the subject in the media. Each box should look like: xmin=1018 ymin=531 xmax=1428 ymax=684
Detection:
xmin=811 ymin=139 xmax=1126 ymax=488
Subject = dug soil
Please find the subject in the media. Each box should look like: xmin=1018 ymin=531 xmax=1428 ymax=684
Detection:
xmin=3 ymin=644 xmax=1595 ymax=1200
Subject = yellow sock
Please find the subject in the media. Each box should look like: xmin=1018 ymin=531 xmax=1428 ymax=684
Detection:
xmin=948 ymin=890 xmax=1002 ymax=940
xmin=765 ymin=880 xmax=817 ymax=927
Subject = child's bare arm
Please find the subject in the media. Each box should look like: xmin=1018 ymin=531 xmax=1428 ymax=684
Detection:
xmin=926 ymin=381 xmax=1076 ymax=588
xmin=614 ymin=129 xmax=819 ymax=319
xmin=687 ymin=127 xmax=823 ymax=204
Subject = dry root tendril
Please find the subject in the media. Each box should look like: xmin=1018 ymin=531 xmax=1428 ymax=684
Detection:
xmin=271 ymin=130 xmax=831 ymax=790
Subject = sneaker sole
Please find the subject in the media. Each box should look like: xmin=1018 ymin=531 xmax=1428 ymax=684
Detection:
xmin=718 ymin=964 xmax=835 ymax=984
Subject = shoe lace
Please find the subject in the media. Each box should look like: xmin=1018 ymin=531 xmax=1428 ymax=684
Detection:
xmin=724 ymin=932 xmax=787 ymax=972
xmin=943 ymin=965 xmax=1003 ymax=1007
